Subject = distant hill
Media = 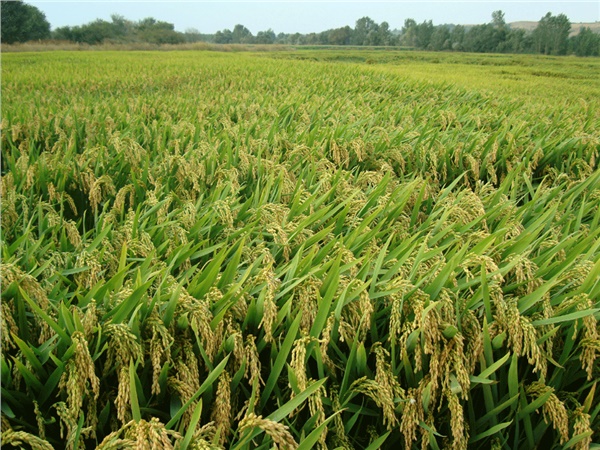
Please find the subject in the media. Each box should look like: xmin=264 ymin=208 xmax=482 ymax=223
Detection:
xmin=509 ymin=21 xmax=600 ymax=36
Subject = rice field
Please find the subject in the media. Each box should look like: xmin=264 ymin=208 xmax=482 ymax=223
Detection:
xmin=1 ymin=50 xmax=599 ymax=449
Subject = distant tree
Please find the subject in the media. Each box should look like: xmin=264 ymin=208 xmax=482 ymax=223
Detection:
xmin=317 ymin=31 xmax=330 ymax=45
xmin=450 ymin=24 xmax=466 ymax=50
xmin=255 ymin=29 xmax=276 ymax=44
xmin=53 ymin=15 xmax=185 ymax=45
xmin=184 ymin=27 xmax=201 ymax=42
xmin=415 ymin=20 xmax=434 ymax=49
xmin=491 ymin=10 xmax=508 ymax=51
xmin=290 ymin=32 xmax=304 ymax=45
xmin=492 ymin=10 xmax=506 ymax=29
xmin=464 ymin=22 xmax=506 ymax=53
xmin=533 ymin=12 xmax=571 ymax=55
xmin=275 ymin=32 xmax=287 ymax=44
xmin=401 ymin=18 xmax=418 ymax=47
xmin=304 ymin=32 xmax=320 ymax=45
xmin=214 ymin=29 xmax=233 ymax=44
xmin=277 ymin=32 xmax=300 ymax=45
xmin=52 ymin=26 xmax=74 ymax=41
xmin=1 ymin=0 xmax=50 ymax=43
xmin=67 ymin=19 xmax=127 ymax=45
xmin=378 ymin=21 xmax=394 ymax=46
xmin=463 ymin=25 xmax=487 ymax=52
xmin=10 ymin=6 xmax=589 ymax=56
xmin=135 ymin=17 xmax=185 ymax=44
xmin=503 ymin=28 xmax=531 ymax=53
xmin=183 ymin=28 xmax=212 ymax=43
xmin=460 ymin=11 xmax=509 ymax=53
xmin=570 ymin=27 xmax=600 ymax=56
xmin=76 ymin=19 xmax=117 ymax=44
xmin=353 ymin=16 xmax=379 ymax=45
xmin=232 ymin=24 xmax=253 ymax=44
xmin=136 ymin=17 xmax=158 ymax=31
xmin=110 ymin=14 xmax=130 ymax=39
xmin=327 ymin=26 xmax=350 ymax=45
xmin=430 ymin=26 xmax=451 ymax=51
xmin=532 ymin=14 xmax=548 ymax=53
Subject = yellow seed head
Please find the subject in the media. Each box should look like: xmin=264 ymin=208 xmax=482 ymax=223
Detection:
xmin=400 ymin=386 xmax=424 ymax=449
xmin=244 ymin=335 xmax=263 ymax=396
xmin=526 ymin=381 xmax=569 ymax=444
xmin=572 ymin=406 xmax=593 ymax=450
xmin=211 ymin=371 xmax=232 ymax=446
xmin=238 ymin=413 xmax=298 ymax=450
xmin=445 ymin=389 xmax=468 ymax=450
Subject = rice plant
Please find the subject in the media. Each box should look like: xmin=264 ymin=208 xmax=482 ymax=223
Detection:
xmin=1 ymin=50 xmax=599 ymax=449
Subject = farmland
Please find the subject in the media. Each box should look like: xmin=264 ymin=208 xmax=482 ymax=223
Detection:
xmin=1 ymin=50 xmax=599 ymax=449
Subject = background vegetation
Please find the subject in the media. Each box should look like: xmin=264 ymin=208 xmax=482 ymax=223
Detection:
xmin=0 ymin=0 xmax=50 ymax=44
xmin=2 ymin=0 xmax=599 ymax=56
xmin=1 ymin=49 xmax=599 ymax=449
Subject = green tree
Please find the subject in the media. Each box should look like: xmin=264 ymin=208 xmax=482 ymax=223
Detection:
xmin=183 ymin=27 xmax=202 ymax=43
xmin=533 ymin=12 xmax=571 ymax=55
xmin=255 ymin=29 xmax=276 ymax=44
xmin=400 ymin=18 xmax=417 ymax=47
xmin=1 ymin=0 xmax=50 ymax=43
xmin=430 ymin=26 xmax=451 ymax=51
xmin=450 ymin=25 xmax=465 ymax=50
xmin=109 ymin=14 xmax=130 ymax=39
xmin=464 ymin=22 xmax=504 ymax=53
xmin=288 ymin=32 xmax=304 ymax=45
xmin=78 ymin=19 xmax=117 ymax=44
xmin=378 ymin=21 xmax=394 ymax=46
xmin=232 ymin=24 xmax=253 ymax=44
xmin=492 ymin=10 xmax=506 ymax=29
xmin=135 ymin=17 xmax=185 ymax=44
xmin=503 ymin=28 xmax=531 ymax=53
xmin=491 ymin=10 xmax=508 ymax=51
xmin=415 ymin=20 xmax=434 ymax=49
xmin=53 ymin=15 xmax=184 ymax=45
xmin=353 ymin=16 xmax=378 ymax=45
xmin=570 ymin=27 xmax=600 ymax=56
xmin=214 ymin=29 xmax=233 ymax=44
xmin=53 ymin=26 xmax=74 ymax=41
xmin=328 ymin=26 xmax=352 ymax=45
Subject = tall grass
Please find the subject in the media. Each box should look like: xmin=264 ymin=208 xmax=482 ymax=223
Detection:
xmin=1 ymin=50 xmax=599 ymax=449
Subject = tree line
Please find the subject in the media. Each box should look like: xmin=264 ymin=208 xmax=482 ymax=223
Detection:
xmin=2 ymin=0 xmax=599 ymax=56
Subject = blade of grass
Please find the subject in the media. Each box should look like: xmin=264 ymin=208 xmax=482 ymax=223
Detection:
xmin=130 ymin=360 xmax=141 ymax=422
xmin=260 ymin=310 xmax=302 ymax=409
xmin=18 ymin=287 xmax=70 ymax=343
xmin=180 ymin=399 xmax=203 ymax=450
xmin=296 ymin=411 xmax=340 ymax=450
xmin=470 ymin=420 xmax=513 ymax=443
xmin=364 ymin=431 xmax=391 ymax=450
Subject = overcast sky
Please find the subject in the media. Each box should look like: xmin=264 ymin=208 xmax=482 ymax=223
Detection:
xmin=30 ymin=1 xmax=600 ymax=34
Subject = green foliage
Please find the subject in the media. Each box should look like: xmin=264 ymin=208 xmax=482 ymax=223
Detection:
xmin=352 ymin=17 xmax=393 ymax=46
xmin=0 ymin=0 xmax=50 ymax=44
xmin=570 ymin=27 xmax=600 ymax=57
xmin=1 ymin=50 xmax=599 ymax=449
xmin=11 ymin=3 xmax=597 ymax=58
xmin=532 ymin=12 xmax=571 ymax=55
xmin=52 ymin=15 xmax=185 ymax=45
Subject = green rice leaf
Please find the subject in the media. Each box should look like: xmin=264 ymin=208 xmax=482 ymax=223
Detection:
xmin=260 ymin=310 xmax=302 ymax=409
xmin=469 ymin=420 xmax=513 ymax=443
xmin=130 ymin=360 xmax=141 ymax=422
xmin=18 ymin=287 xmax=70 ymax=343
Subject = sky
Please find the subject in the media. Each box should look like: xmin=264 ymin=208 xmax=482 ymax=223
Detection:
xmin=30 ymin=1 xmax=600 ymax=34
